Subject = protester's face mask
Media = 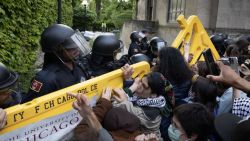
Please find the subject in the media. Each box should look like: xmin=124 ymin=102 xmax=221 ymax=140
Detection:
xmin=168 ymin=124 xmax=191 ymax=141
xmin=168 ymin=124 xmax=182 ymax=141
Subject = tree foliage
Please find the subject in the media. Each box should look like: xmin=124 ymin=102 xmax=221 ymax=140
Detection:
xmin=0 ymin=0 xmax=73 ymax=91
xmin=73 ymin=0 xmax=135 ymax=31
xmin=72 ymin=6 xmax=97 ymax=31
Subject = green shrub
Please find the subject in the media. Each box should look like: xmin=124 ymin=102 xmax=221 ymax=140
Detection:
xmin=0 ymin=0 xmax=73 ymax=91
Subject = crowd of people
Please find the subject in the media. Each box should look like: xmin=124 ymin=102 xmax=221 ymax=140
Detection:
xmin=0 ymin=23 xmax=250 ymax=141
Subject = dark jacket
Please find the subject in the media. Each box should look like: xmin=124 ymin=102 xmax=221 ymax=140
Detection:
xmin=128 ymin=42 xmax=142 ymax=57
xmin=23 ymin=62 xmax=87 ymax=102
xmin=74 ymin=98 xmax=141 ymax=141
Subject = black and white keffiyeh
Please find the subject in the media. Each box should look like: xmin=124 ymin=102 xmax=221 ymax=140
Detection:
xmin=232 ymin=97 xmax=250 ymax=118
xmin=127 ymin=95 xmax=166 ymax=108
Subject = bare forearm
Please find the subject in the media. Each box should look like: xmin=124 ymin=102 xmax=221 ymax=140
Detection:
xmin=235 ymin=78 xmax=250 ymax=94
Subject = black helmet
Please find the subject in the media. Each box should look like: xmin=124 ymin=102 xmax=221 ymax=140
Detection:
xmin=130 ymin=31 xmax=142 ymax=43
xmin=92 ymin=35 xmax=123 ymax=57
xmin=0 ymin=63 xmax=18 ymax=90
xmin=40 ymin=24 xmax=75 ymax=53
xmin=150 ymin=37 xmax=167 ymax=53
xmin=223 ymin=38 xmax=235 ymax=48
xmin=218 ymin=33 xmax=228 ymax=40
xmin=246 ymin=35 xmax=250 ymax=42
xmin=210 ymin=34 xmax=226 ymax=56
xmin=130 ymin=53 xmax=151 ymax=65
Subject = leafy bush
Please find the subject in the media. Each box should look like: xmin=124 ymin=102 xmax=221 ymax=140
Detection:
xmin=83 ymin=0 xmax=135 ymax=31
xmin=0 ymin=0 xmax=73 ymax=91
xmin=72 ymin=6 xmax=97 ymax=31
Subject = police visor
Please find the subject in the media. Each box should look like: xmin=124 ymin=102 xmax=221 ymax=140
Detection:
xmin=61 ymin=30 xmax=91 ymax=57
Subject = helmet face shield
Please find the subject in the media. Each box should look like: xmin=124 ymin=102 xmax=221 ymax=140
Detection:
xmin=63 ymin=30 xmax=91 ymax=57
xmin=113 ymin=40 xmax=124 ymax=60
xmin=152 ymin=41 xmax=166 ymax=55
xmin=55 ymin=30 xmax=92 ymax=62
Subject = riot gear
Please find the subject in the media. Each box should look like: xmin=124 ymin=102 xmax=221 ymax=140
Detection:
xmin=84 ymin=35 xmax=127 ymax=77
xmin=130 ymin=54 xmax=151 ymax=65
xmin=92 ymin=35 xmax=123 ymax=58
xmin=40 ymin=24 xmax=75 ymax=53
xmin=0 ymin=63 xmax=18 ymax=90
xmin=128 ymin=31 xmax=143 ymax=57
xmin=150 ymin=37 xmax=167 ymax=54
xmin=0 ymin=63 xmax=21 ymax=108
xmin=24 ymin=24 xmax=89 ymax=102
xmin=218 ymin=33 xmax=228 ymax=40
xmin=210 ymin=34 xmax=227 ymax=56
xmin=40 ymin=24 xmax=91 ymax=62
xmin=130 ymin=31 xmax=142 ymax=43
xmin=223 ymin=38 xmax=235 ymax=49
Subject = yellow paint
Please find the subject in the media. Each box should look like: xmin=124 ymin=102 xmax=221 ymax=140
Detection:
xmin=172 ymin=15 xmax=220 ymax=65
xmin=0 ymin=62 xmax=150 ymax=134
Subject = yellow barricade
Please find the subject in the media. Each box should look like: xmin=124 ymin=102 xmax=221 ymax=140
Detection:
xmin=0 ymin=62 xmax=150 ymax=140
xmin=172 ymin=15 xmax=220 ymax=65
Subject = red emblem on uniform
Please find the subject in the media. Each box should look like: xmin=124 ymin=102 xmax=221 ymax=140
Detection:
xmin=30 ymin=80 xmax=43 ymax=92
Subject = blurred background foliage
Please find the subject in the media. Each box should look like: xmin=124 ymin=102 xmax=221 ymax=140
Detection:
xmin=0 ymin=0 xmax=73 ymax=91
xmin=73 ymin=0 xmax=135 ymax=31
xmin=0 ymin=0 xmax=135 ymax=91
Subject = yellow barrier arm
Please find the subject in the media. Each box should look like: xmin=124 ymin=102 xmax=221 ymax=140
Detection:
xmin=172 ymin=15 xmax=220 ymax=65
xmin=0 ymin=62 xmax=150 ymax=134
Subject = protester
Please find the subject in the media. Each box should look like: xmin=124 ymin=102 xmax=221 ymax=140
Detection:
xmin=157 ymin=47 xmax=193 ymax=105
xmin=112 ymin=69 xmax=167 ymax=139
xmin=168 ymin=103 xmax=214 ymax=141
xmin=207 ymin=61 xmax=250 ymax=94
xmin=0 ymin=109 xmax=6 ymax=130
xmin=215 ymin=113 xmax=250 ymax=141
xmin=68 ymin=89 xmax=113 ymax=141
xmin=189 ymin=76 xmax=219 ymax=114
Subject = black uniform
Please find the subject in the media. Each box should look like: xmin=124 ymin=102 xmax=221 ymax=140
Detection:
xmin=141 ymin=37 xmax=149 ymax=53
xmin=128 ymin=42 xmax=142 ymax=58
xmin=23 ymin=62 xmax=87 ymax=102
xmin=82 ymin=54 xmax=129 ymax=77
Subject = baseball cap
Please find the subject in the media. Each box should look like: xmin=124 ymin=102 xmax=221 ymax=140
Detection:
xmin=214 ymin=113 xmax=250 ymax=141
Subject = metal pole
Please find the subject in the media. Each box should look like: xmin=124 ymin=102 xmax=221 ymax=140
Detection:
xmin=57 ymin=0 xmax=62 ymax=24
xmin=84 ymin=4 xmax=87 ymax=31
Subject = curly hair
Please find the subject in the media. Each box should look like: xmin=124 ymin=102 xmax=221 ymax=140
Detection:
xmin=174 ymin=103 xmax=214 ymax=141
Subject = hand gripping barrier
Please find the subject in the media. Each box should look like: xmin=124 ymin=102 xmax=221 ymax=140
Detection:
xmin=0 ymin=62 xmax=150 ymax=141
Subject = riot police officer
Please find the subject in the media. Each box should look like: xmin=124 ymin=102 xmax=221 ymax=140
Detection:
xmin=147 ymin=37 xmax=167 ymax=62
xmin=130 ymin=53 xmax=151 ymax=66
xmin=128 ymin=31 xmax=143 ymax=57
xmin=85 ymin=35 xmax=127 ymax=77
xmin=23 ymin=24 xmax=90 ymax=102
xmin=210 ymin=33 xmax=228 ymax=57
xmin=140 ymin=29 xmax=150 ymax=54
xmin=0 ymin=62 xmax=21 ymax=108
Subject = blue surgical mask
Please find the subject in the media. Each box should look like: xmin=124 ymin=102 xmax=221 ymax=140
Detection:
xmin=168 ymin=124 xmax=181 ymax=141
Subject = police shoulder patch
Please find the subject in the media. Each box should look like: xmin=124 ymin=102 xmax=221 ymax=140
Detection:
xmin=30 ymin=79 xmax=43 ymax=92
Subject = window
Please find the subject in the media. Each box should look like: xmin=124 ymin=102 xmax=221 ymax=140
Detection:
xmin=147 ymin=0 xmax=153 ymax=21
xmin=168 ymin=0 xmax=185 ymax=22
